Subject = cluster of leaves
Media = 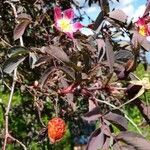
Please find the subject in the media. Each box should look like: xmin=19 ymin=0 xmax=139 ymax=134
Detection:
xmin=1 ymin=0 xmax=150 ymax=149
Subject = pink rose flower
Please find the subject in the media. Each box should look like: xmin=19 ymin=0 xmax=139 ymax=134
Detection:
xmin=135 ymin=17 xmax=150 ymax=36
xmin=54 ymin=6 xmax=83 ymax=38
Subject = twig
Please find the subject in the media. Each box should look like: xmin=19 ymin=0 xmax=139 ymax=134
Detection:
xmin=124 ymin=113 xmax=142 ymax=134
xmin=117 ymin=90 xmax=144 ymax=109
xmin=0 ymin=37 xmax=12 ymax=47
xmin=3 ymin=1 xmax=27 ymax=150
xmin=3 ymin=81 xmax=11 ymax=91
xmin=95 ymin=98 xmax=118 ymax=109
xmin=3 ymin=69 xmax=17 ymax=150
xmin=95 ymin=98 xmax=142 ymax=134
xmin=7 ymin=134 xmax=27 ymax=150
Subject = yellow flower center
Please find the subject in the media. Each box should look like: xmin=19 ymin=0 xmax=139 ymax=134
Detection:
xmin=139 ymin=25 xmax=147 ymax=36
xmin=58 ymin=18 xmax=72 ymax=32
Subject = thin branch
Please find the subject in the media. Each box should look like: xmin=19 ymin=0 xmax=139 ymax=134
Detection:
xmin=3 ymin=69 xmax=17 ymax=150
xmin=3 ymin=81 xmax=11 ymax=91
xmin=3 ymin=1 xmax=27 ymax=150
xmin=10 ymin=135 xmax=27 ymax=150
xmin=95 ymin=98 xmax=118 ymax=109
xmin=117 ymin=88 xmax=145 ymax=109
xmin=124 ymin=114 xmax=142 ymax=134
xmin=95 ymin=98 xmax=142 ymax=134
xmin=0 ymin=37 xmax=12 ymax=47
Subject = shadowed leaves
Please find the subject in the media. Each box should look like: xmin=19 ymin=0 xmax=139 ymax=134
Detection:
xmin=86 ymin=128 xmax=104 ymax=150
xmin=3 ymin=46 xmax=29 ymax=74
xmin=134 ymin=99 xmax=150 ymax=124
xmin=42 ymin=46 xmax=70 ymax=63
xmin=115 ymin=131 xmax=150 ymax=150
xmin=132 ymin=31 xmax=150 ymax=51
xmin=104 ymin=112 xmax=128 ymax=131
xmin=109 ymin=9 xmax=128 ymax=23
xmin=14 ymin=18 xmax=31 ymax=41
xmin=105 ymin=38 xmax=115 ymax=73
xmin=82 ymin=106 xmax=102 ymax=122
xmin=3 ymin=55 xmax=26 ymax=74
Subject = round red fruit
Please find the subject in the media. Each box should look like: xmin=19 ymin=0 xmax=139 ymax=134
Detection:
xmin=48 ymin=117 xmax=66 ymax=143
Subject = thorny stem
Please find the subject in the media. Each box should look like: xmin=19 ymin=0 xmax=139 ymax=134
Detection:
xmin=3 ymin=1 xmax=27 ymax=150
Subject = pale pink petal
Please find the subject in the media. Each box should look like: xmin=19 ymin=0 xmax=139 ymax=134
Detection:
xmin=65 ymin=32 xmax=74 ymax=39
xmin=136 ymin=17 xmax=145 ymax=26
xmin=63 ymin=9 xmax=74 ymax=20
xmin=54 ymin=23 xmax=61 ymax=31
xmin=54 ymin=6 xmax=62 ymax=22
xmin=72 ymin=22 xmax=83 ymax=32
xmin=147 ymin=24 xmax=150 ymax=35
xmin=146 ymin=36 xmax=150 ymax=41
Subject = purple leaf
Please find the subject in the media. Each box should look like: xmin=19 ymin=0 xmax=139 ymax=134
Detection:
xmin=132 ymin=31 xmax=150 ymax=51
xmin=60 ymin=78 xmax=76 ymax=111
xmin=143 ymin=1 xmax=150 ymax=17
xmin=34 ymin=56 xmax=51 ymax=67
xmin=139 ymin=102 xmax=150 ymax=121
xmin=113 ymin=141 xmax=136 ymax=150
xmin=104 ymin=112 xmax=128 ymax=130
xmin=14 ymin=20 xmax=30 ymax=41
xmin=109 ymin=9 xmax=128 ymax=23
xmin=82 ymin=106 xmax=102 ymax=122
xmin=134 ymin=99 xmax=150 ymax=124
xmin=115 ymin=49 xmax=134 ymax=64
xmin=101 ymin=124 xmax=111 ymax=136
xmin=86 ymin=128 xmax=104 ymax=150
xmin=58 ymin=66 xmax=75 ymax=81
xmin=3 ymin=55 xmax=26 ymax=74
xmin=88 ymin=99 xmax=97 ymax=112
xmin=39 ymin=67 xmax=56 ymax=88
xmin=17 ymin=13 xmax=32 ymax=21
xmin=93 ymin=11 xmax=104 ymax=30
xmin=116 ymin=131 xmax=150 ymax=150
xmin=105 ymin=38 xmax=115 ymax=73
xmin=102 ymin=136 xmax=110 ymax=150
xmin=42 ymin=46 xmax=70 ymax=63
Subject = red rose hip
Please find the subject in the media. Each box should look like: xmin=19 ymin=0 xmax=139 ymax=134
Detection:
xmin=48 ymin=117 xmax=66 ymax=143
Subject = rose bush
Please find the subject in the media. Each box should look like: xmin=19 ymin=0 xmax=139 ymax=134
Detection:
xmin=1 ymin=0 xmax=150 ymax=149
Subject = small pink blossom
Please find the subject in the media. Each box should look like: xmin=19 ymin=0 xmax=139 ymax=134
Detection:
xmin=54 ymin=6 xmax=83 ymax=38
xmin=135 ymin=17 xmax=150 ymax=36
